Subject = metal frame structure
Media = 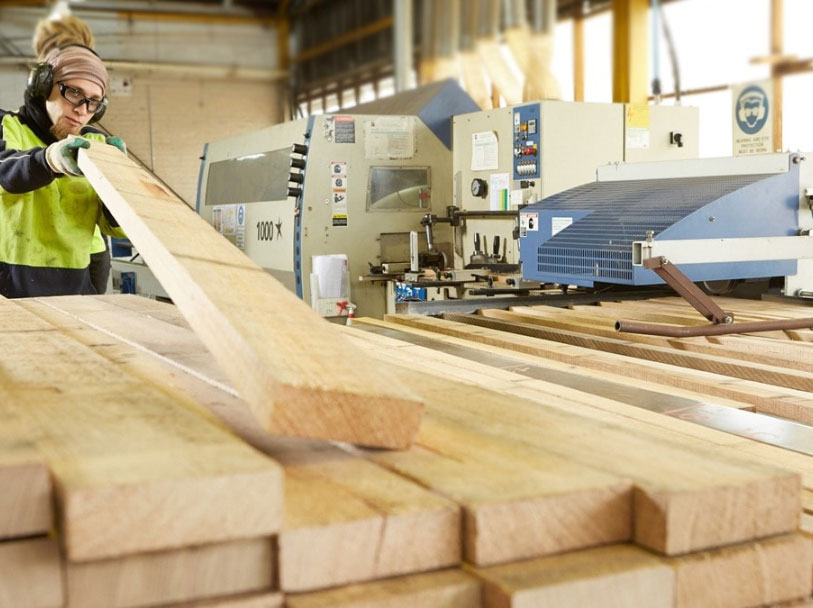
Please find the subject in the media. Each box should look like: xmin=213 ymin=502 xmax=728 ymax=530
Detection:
xmin=616 ymin=256 xmax=813 ymax=337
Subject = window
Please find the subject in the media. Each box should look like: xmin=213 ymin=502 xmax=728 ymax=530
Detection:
xmin=367 ymin=167 xmax=431 ymax=211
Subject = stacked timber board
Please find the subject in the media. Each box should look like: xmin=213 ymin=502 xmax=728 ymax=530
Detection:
xmin=0 ymin=295 xmax=285 ymax=607
xmin=2 ymin=294 xmax=813 ymax=606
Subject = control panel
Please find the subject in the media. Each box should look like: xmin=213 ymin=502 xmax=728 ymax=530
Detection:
xmin=513 ymin=103 xmax=541 ymax=180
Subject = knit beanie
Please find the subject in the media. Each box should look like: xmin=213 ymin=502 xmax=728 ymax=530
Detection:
xmin=46 ymin=45 xmax=108 ymax=96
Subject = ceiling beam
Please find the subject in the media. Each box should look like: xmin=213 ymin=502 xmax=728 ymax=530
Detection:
xmin=293 ymin=16 xmax=393 ymax=64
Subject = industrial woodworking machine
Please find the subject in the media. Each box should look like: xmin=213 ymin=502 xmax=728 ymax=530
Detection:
xmin=196 ymin=80 xmax=478 ymax=319
xmin=196 ymin=94 xmax=700 ymax=318
xmin=385 ymin=101 xmax=700 ymax=313
xmin=518 ymin=152 xmax=813 ymax=306
xmin=450 ymin=101 xmax=699 ymax=272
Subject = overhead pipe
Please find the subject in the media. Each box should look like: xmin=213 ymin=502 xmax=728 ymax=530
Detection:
xmin=393 ymin=0 xmax=413 ymax=92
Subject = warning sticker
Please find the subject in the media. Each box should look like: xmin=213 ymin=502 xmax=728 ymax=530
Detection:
xmin=330 ymin=161 xmax=348 ymax=226
xmin=625 ymin=103 xmax=650 ymax=149
xmin=519 ymin=212 xmax=538 ymax=238
xmin=334 ymin=115 xmax=356 ymax=143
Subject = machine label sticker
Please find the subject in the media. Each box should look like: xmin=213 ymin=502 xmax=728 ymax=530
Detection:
xmin=364 ymin=116 xmax=415 ymax=159
xmin=489 ymin=173 xmax=509 ymax=211
xmin=331 ymin=161 xmax=348 ymax=227
xmin=236 ymin=204 xmax=246 ymax=249
xmin=732 ymin=81 xmax=772 ymax=156
xmin=334 ymin=115 xmax=356 ymax=143
xmin=510 ymin=189 xmax=524 ymax=209
xmin=471 ymin=131 xmax=499 ymax=171
xmin=625 ymin=104 xmax=650 ymax=150
xmin=212 ymin=203 xmax=246 ymax=250
xmin=551 ymin=216 xmax=573 ymax=236
xmin=519 ymin=212 xmax=538 ymax=237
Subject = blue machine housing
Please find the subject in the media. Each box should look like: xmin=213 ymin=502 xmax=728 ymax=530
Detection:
xmin=519 ymin=159 xmax=800 ymax=287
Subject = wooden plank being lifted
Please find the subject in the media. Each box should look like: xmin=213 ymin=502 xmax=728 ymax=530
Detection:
xmin=78 ymin=143 xmax=422 ymax=449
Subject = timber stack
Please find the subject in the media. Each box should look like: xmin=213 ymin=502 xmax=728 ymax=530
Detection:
xmin=2 ymin=144 xmax=813 ymax=606
xmin=2 ymin=293 xmax=813 ymax=606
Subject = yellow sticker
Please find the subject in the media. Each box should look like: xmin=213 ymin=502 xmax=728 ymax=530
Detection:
xmin=626 ymin=103 xmax=650 ymax=128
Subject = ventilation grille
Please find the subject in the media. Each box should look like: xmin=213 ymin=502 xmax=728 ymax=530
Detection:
xmin=534 ymin=174 xmax=771 ymax=281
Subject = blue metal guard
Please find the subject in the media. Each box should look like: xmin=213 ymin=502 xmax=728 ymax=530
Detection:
xmin=521 ymin=172 xmax=792 ymax=286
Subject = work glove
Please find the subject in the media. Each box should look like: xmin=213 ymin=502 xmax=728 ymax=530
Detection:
xmin=105 ymin=136 xmax=127 ymax=156
xmin=45 ymin=135 xmax=90 ymax=177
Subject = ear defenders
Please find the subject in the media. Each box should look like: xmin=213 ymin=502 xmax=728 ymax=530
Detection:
xmin=27 ymin=44 xmax=107 ymax=122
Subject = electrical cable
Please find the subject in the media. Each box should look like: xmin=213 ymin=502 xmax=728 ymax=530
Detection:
xmin=660 ymin=3 xmax=681 ymax=103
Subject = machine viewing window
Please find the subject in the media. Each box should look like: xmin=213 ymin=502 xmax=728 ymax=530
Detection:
xmin=205 ymin=148 xmax=290 ymax=206
xmin=367 ymin=167 xmax=431 ymax=211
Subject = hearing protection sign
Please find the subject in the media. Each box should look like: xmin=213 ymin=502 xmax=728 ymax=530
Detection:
xmin=732 ymin=81 xmax=773 ymax=156
xmin=330 ymin=161 xmax=348 ymax=226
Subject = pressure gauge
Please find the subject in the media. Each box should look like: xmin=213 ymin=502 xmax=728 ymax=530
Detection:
xmin=471 ymin=178 xmax=488 ymax=198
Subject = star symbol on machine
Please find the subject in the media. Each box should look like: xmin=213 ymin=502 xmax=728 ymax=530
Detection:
xmin=275 ymin=218 xmax=283 ymax=238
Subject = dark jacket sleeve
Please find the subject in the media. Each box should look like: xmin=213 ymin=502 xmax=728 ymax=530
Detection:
xmin=0 ymin=121 xmax=57 ymax=194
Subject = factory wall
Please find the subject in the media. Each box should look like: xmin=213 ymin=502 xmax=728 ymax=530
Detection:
xmin=0 ymin=6 xmax=284 ymax=206
xmin=101 ymin=76 xmax=283 ymax=206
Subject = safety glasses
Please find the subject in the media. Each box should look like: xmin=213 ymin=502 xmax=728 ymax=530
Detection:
xmin=57 ymin=82 xmax=107 ymax=113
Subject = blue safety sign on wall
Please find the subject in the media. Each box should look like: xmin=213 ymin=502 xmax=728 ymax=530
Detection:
xmin=735 ymin=85 xmax=769 ymax=135
xmin=732 ymin=81 xmax=773 ymax=156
